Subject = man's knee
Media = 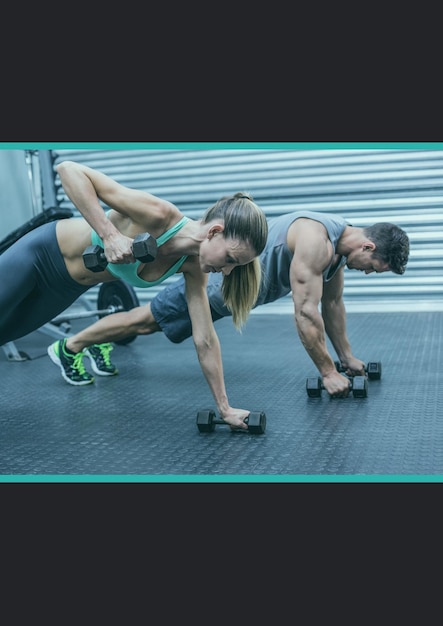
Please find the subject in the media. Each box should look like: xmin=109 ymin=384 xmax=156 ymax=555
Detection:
xmin=131 ymin=303 xmax=162 ymax=335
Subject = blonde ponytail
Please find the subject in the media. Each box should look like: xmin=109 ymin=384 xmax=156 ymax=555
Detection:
xmin=202 ymin=191 xmax=267 ymax=330
xmin=222 ymin=257 xmax=262 ymax=330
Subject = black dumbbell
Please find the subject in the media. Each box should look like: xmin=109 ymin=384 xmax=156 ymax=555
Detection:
xmin=334 ymin=360 xmax=382 ymax=380
xmin=196 ymin=409 xmax=266 ymax=434
xmin=82 ymin=244 xmax=109 ymax=272
xmin=132 ymin=233 xmax=158 ymax=263
xmin=83 ymin=232 xmax=158 ymax=272
xmin=306 ymin=376 xmax=368 ymax=398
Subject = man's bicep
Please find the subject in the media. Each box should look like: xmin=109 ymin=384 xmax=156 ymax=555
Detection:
xmin=290 ymin=254 xmax=324 ymax=310
xmin=290 ymin=231 xmax=328 ymax=290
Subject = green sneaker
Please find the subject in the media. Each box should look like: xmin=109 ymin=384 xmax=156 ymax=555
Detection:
xmin=47 ymin=339 xmax=94 ymax=386
xmin=85 ymin=343 xmax=119 ymax=376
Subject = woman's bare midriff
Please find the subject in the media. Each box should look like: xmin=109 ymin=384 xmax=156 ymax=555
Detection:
xmin=55 ymin=218 xmax=119 ymax=286
xmin=55 ymin=214 xmax=193 ymax=286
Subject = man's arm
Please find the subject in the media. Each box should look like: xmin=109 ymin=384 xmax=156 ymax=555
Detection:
xmin=321 ymin=270 xmax=366 ymax=375
xmin=288 ymin=220 xmax=352 ymax=396
xmin=290 ymin=259 xmax=338 ymax=379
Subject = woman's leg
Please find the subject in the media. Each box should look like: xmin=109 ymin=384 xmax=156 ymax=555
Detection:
xmin=0 ymin=221 xmax=89 ymax=345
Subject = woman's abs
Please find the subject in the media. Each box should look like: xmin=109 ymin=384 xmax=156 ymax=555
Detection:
xmin=55 ymin=218 xmax=116 ymax=286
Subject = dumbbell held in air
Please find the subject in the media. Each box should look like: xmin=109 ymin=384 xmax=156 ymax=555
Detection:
xmin=196 ymin=409 xmax=267 ymax=434
xmin=334 ymin=360 xmax=382 ymax=380
xmin=83 ymin=233 xmax=158 ymax=272
xmin=306 ymin=376 xmax=368 ymax=398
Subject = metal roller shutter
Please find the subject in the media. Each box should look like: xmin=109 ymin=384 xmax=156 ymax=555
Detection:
xmin=49 ymin=147 xmax=443 ymax=313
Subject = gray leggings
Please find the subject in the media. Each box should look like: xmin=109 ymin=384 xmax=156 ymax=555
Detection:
xmin=0 ymin=220 xmax=89 ymax=345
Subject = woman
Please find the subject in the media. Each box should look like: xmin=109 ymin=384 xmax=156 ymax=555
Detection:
xmin=0 ymin=161 xmax=268 ymax=430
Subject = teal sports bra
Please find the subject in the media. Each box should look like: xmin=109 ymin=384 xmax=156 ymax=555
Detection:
xmin=90 ymin=214 xmax=190 ymax=288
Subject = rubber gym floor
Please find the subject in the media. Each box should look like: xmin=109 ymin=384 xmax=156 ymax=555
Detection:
xmin=1 ymin=309 xmax=442 ymax=480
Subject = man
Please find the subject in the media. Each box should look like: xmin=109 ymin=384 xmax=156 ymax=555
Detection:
xmin=49 ymin=210 xmax=410 ymax=398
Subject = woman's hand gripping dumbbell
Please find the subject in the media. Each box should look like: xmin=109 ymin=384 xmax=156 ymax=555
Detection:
xmin=82 ymin=232 xmax=158 ymax=272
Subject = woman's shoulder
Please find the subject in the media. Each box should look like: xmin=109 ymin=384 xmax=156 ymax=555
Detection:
xmin=133 ymin=196 xmax=183 ymax=238
xmin=181 ymin=255 xmax=203 ymax=279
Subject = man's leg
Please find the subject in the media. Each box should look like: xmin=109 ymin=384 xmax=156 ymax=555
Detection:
xmin=150 ymin=274 xmax=228 ymax=343
xmin=68 ymin=273 xmax=227 ymax=352
xmin=48 ymin=274 xmax=229 ymax=385
xmin=67 ymin=304 xmax=160 ymax=353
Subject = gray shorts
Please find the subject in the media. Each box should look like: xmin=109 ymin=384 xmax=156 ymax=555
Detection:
xmin=150 ymin=274 xmax=231 ymax=344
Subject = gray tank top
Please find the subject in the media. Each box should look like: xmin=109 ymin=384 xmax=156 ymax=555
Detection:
xmin=209 ymin=210 xmax=348 ymax=314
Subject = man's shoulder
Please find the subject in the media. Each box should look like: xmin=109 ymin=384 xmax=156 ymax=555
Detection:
xmin=270 ymin=211 xmax=345 ymax=230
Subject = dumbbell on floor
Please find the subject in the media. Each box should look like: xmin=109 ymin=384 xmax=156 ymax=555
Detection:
xmin=334 ymin=360 xmax=382 ymax=380
xmin=196 ymin=409 xmax=267 ymax=434
xmin=306 ymin=376 xmax=368 ymax=398
xmin=83 ymin=232 xmax=158 ymax=273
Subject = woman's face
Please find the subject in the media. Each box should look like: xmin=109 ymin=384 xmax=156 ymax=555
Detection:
xmin=199 ymin=225 xmax=255 ymax=275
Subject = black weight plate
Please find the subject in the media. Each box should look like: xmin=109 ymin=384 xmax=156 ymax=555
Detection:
xmin=196 ymin=410 xmax=215 ymax=433
xmin=352 ymin=376 xmax=368 ymax=398
xmin=97 ymin=281 xmax=140 ymax=345
xmin=306 ymin=377 xmax=322 ymax=397
xmin=247 ymin=411 xmax=266 ymax=434
xmin=367 ymin=361 xmax=382 ymax=380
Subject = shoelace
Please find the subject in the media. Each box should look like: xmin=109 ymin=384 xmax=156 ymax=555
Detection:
xmin=96 ymin=343 xmax=113 ymax=366
xmin=72 ymin=352 xmax=88 ymax=375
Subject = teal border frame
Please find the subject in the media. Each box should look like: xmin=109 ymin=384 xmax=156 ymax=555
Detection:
xmin=1 ymin=141 xmax=443 ymax=150
xmin=0 ymin=474 xmax=442 ymax=483
xmin=1 ymin=141 xmax=441 ymax=483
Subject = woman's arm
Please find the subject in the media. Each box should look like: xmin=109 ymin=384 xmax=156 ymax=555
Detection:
xmin=56 ymin=161 xmax=177 ymax=264
xmin=183 ymin=263 xmax=250 ymax=429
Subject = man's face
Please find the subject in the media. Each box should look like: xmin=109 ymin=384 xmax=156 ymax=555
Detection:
xmin=346 ymin=243 xmax=390 ymax=274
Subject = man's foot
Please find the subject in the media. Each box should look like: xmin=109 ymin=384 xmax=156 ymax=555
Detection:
xmin=47 ymin=339 xmax=94 ymax=386
xmin=84 ymin=343 xmax=119 ymax=376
